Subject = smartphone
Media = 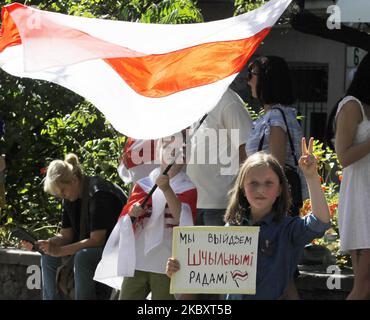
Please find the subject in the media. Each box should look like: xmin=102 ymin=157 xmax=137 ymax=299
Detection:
xmin=11 ymin=227 xmax=44 ymax=254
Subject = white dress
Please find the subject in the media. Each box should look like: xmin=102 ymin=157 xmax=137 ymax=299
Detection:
xmin=336 ymin=96 xmax=370 ymax=252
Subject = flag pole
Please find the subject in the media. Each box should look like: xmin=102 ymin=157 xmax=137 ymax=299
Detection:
xmin=140 ymin=113 xmax=208 ymax=208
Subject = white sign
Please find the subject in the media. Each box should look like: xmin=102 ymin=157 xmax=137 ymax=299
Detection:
xmin=170 ymin=226 xmax=260 ymax=294
xmin=346 ymin=47 xmax=367 ymax=68
xmin=345 ymin=47 xmax=367 ymax=90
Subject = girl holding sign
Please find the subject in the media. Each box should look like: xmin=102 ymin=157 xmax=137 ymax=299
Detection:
xmin=167 ymin=138 xmax=331 ymax=300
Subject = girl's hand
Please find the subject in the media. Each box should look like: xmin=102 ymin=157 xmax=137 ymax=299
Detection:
xmin=129 ymin=202 xmax=145 ymax=218
xmin=156 ymin=174 xmax=170 ymax=193
xmin=166 ymin=257 xmax=180 ymax=278
xmin=299 ymin=137 xmax=318 ymax=179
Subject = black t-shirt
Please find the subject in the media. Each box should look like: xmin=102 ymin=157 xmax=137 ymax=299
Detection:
xmin=61 ymin=181 xmax=125 ymax=242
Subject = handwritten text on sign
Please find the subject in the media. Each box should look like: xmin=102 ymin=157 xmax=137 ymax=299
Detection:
xmin=170 ymin=226 xmax=260 ymax=294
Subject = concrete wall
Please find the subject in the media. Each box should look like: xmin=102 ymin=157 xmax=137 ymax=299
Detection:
xmin=297 ymin=265 xmax=353 ymax=300
xmin=0 ymin=248 xmax=41 ymax=300
xmin=256 ymin=27 xmax=347 ymax=115
xmin=0 ymin=248 xmax=353 ymax=300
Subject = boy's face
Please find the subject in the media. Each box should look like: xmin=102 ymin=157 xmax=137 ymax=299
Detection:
xmin=243 ymin=166 xmax=281 ymax=216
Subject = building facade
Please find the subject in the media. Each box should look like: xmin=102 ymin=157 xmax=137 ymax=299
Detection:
xmin=199 ymin=0 xmax=369 ymax=141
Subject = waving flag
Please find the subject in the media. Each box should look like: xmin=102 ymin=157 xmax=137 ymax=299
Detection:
xmin=117 ymin=138 xmax=158 ymax=184
xmin=94 ymin=167 xmax=197 ymax=288
xmin=0 ymin=0 xmax=292 ymax=139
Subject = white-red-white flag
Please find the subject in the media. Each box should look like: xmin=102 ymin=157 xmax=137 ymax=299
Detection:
xmin=94 ymin=167 xmax=197 ymax=288
xmin=117 ymin=138 xmax=158 ymax=184
xmin=0 ymin=0 xmax=291 ymax=139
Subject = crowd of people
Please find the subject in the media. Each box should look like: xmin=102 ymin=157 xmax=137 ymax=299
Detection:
xmin=19 ymin=53 xmax=370 ymax=300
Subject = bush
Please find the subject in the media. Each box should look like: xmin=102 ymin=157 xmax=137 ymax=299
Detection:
xmin=300 ymin=140 xmax=350 ymax=269
xmin=0 ymin=100 xmax=128 ymax=246
xmin=0 ymin=0 xmax=203 ymax=247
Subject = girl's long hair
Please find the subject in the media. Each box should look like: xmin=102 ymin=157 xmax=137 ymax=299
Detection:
xmin=224 ymin=152 xmax=291 ymax=225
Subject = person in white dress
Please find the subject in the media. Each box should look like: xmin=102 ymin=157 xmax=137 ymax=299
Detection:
xmin=334 ymin=53 xmax=370 ymax=300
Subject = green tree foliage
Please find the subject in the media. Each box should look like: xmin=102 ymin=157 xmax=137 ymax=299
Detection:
xmin=120 ymin=0 xmax=203 ymax=23
xmin=0 ymin=0 xmax=203 ymax=245
xmin=234 ymin=0 xmax=267 ymax=16
xmin=234 ymin=0 xmax=298 ymax=26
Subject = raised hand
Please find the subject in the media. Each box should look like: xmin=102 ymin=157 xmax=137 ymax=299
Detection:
xmin=299 ymin=137 xmax=318 ymax=179
xmin=299 ymin=137 xmax=330 ymax=224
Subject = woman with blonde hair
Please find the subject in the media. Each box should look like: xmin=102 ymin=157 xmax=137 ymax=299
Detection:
xmin=21 ymin=153 xmax=126 ymax=300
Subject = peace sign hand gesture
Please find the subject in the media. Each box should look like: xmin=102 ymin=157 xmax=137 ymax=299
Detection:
xmin=298 ymin=137 xmax=331 ymax=224
xmin=298 ymin=137 xmax=318 ymax=179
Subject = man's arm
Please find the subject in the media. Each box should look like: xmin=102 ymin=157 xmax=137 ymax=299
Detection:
xmin=38 ymin=227 xmax=74 ymax=256
xmin=48 ymin=228 xmax=74 ymax=246
xmin=39 ymin=229 xmax=106 ymax=257
xmin=56 ymin=230 xmax=106 ymax=256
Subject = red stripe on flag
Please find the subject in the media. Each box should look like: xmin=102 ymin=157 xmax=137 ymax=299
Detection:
xmin=120 ymin=182 xmax=197 ymax=223
xmin=121 ymin=138 xmax=156 ymax=169
xmin=0 ymin=3 xmax=270 ymax=99
xmin=0 ymin=4 xmax=143 ymax=58
xmin=120 ymin=184 xmax=148 ymax=218
xmin=105 ymin=28 xmax=270 ymax=98
xmin=0 ymin=5 xmax=22 ymax=52
xmin=177 ymin=189 xmax=197 ymax=223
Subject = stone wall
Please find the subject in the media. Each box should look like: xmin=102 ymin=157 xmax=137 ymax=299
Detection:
xmin=297 ymin=265 xmax=354 ymax=300
xmin=0 ymin=248 xmax=354 ymax=300
xmin=0 ymin=248 xmax=41 ymax=300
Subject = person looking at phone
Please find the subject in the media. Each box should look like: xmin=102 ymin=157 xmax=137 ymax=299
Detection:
xmin=21 ymin=153 xmax=126 ymax=300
